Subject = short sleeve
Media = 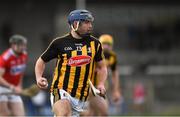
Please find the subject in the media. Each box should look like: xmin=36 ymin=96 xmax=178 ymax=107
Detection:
xmin=41 ymin=40 xmax=58 ymax=62
xmin=94 ymin=42 xmax=104 ymax=62
xmin=0 ymin=56 xmax=7 ymax=68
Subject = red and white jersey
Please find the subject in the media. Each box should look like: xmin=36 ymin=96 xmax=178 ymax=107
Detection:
xmin=0 ymin=48 xmax=28 ymax=86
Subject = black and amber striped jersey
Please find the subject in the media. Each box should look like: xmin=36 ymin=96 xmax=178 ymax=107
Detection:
xmin=41 ymin=33 xmax=104 ymax=101
xmin=92 ymin=50 xmax=117 ymax=86
xmin=103 ymin=50 xmax=117 ymax=71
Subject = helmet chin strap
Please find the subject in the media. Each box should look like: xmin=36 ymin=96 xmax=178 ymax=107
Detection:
xmin=71 ymin=21 xmax=80 ymax=32
xmin=71 ymin=21 xmax=90 ymax=38
xmin=71 ymin=21 xmax=82 ymax=38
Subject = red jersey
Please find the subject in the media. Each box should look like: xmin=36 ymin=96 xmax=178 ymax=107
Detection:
xmin=0 ymin=48 xmax=28 ymax=86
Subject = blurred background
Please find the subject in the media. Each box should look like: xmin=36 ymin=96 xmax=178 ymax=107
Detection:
xmin=0 ymin=0 xmax=180 ymax=116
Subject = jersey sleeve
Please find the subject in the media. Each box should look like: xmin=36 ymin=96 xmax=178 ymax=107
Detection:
xmin=41 ymin=40 xmax=58 ymax=62
xmin=94 ymin=42 xmax=104 ymax=62
xmin=0 ymin=56 xmax=7 ymax=68
xmin=110 ymin=54 xmax=118 ymax=71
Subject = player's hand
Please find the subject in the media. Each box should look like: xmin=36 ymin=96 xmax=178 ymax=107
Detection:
xmin=13 ymin=86 xmax=22 ymax=94
xmin=97 ymin=84 xmax=106 ymax=97
xmin=112 ymin=90 xmax=121 ymax=104
xmin=37 ymin=77 xmax=48 ymax=89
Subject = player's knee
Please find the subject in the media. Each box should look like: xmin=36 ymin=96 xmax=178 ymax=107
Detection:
xmin=89 ymin=97 xmax=108 ymax=116
xmin=53 ymin=99 xmax=71 ymax=116
xmin=63 ymin=100 xmax=71 ymax=115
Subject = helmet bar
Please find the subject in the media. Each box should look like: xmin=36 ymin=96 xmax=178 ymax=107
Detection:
xmin=71 ymin=21 xmax=80 ymax=31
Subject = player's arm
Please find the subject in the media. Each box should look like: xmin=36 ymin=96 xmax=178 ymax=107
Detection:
xmin=0 ymin=69 xmax=23 ymax=94
xmin=96 ymin=60 xmax=107 ymax=95
xmin=35 ymin=39 xmax=58 ymax=89
xmin=35 ymin=57 xmax=48 ymax=89
xmin=112 ymin=67 xmax=120 ymax=92
xmin=0 ymin=69 xmax=22 ymax=94
xmin=0 ymin=57 xmax=15 ymax=90
xmin=14 ymin=75 xmax=24 ymax=94
xmin=111 ymin=57 xmax=121 ymax=103
xmin=112 ymin=67 xmax=121 ymax=102
xmin=0 ymin=68 xmax=14 ymax=90
xmin=94 ymin=42 xmax=108 ymax=95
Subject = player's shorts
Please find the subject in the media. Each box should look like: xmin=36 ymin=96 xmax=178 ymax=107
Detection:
xmin=50 ymin=89 xmax=88 ymax=116
xmin=0 ymin=86 xmax=23 ymax=103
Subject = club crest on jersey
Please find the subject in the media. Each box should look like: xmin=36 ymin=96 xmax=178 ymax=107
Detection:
xmin=68 ymin=55 xmax=91 ymax=67
xmin=10 ymin=64 xmax=26 ymax=75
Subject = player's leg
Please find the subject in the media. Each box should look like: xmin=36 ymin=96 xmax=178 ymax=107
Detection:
xmin=83 ymin=82 xmax=108 ymax=116
xmin=53 ymin=99 xmax=72 ymax=116
xmin=0 ymin=95 xmax=10 ymax=116
xmin=50 ymin=89 xmax=72 ymax=116
xmin=89 ymin=96 xmax=108 ymax=116
xmin=0 ymin=101 xmax=10 ymax=116
xmin=9 ymin=102 xmax=25 ymax=116
xmin=8 ymin=95 xmax=25 ymax=116
xmin=0 ymin=87 xmax=11 ymax=115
